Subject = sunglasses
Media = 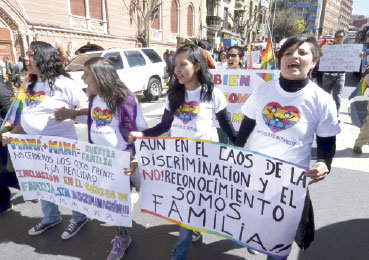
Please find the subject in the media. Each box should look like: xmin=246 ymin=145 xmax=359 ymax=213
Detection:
xmin=226 ymin=53 xmax=239 ymax=58
xmin=335 ymin=35 xmax=345 ymax=38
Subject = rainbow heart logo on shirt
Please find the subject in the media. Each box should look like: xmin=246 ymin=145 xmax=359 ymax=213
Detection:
xmin=262 ymin=102 xmax=300 ymax=133
xmin=176 ymin=101 xmax=200 ymax=125
xmin=92 ymin=107 xmax=112 ymax=127
xmin=25 ymin=91 xmax=45 ymax=107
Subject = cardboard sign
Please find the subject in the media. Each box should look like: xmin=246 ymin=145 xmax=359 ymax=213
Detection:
xmin=7 ymin=134 xmax=132 ymax=227
xmin=319 ymin=44 xmax=363 ymax=72
xmin=136 ymin=137 xmax=308 ymax=257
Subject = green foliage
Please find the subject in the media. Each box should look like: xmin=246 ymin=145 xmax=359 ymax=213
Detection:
xmin=273 ymin=10 xmax=307 ymax=41
xmin=292 ymin=19 xmax=306 ymax=35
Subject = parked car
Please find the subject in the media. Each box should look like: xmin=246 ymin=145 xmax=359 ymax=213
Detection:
xmin=65 ymin=48 xmax=169 ymax=101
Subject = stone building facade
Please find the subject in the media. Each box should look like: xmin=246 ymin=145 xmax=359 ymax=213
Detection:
xmin=0 ymin=0 xmax=201 ymax=62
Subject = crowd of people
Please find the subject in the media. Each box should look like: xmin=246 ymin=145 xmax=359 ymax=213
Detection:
xmin=0 ymin=29 xmax=366 ymax=260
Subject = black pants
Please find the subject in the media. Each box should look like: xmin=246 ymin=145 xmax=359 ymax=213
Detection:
xmin=0 ymin=145 xmax=19 ymax=211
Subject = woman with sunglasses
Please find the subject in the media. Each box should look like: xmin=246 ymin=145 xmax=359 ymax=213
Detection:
xmin=217 ymin=46 xmax=245 ymax=144
xmin=226 ymin=46 xmax=245 ymax=70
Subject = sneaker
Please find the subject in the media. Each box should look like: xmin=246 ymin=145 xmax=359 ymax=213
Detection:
xmin=61 ymin=218 xmax=88 ymax=240
xmin=353 ymin=146 xmax=362 ymax=154
xmin=28 ymin=218 xmax=62 ymax=235
xmin=192 ymin=231 xmax=202 ymax=243
xmin=107 ymin=235 xmax=132 ymax=260
xmin=247 ymin=248 xmax=259 ymax=255
xmin=0 ymin=204 xmax=13 ymax=215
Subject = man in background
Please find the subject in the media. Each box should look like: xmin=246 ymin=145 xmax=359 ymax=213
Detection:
xmin=321 ymin=30 xmax=346 ymax=118
xmin=197 ymin=40 xmax=216 ymax=69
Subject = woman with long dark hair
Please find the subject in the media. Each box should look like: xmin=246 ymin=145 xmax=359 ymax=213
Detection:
xmin=129 ymin=44 xmax=236 ymax=260
xmin=2 ymin=41 xmax=89 ymax=239
xmin=54 ymin=56 xmax=147 ymax=260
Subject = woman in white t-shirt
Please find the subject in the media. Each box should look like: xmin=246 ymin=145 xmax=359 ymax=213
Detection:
xmin=217 ymin=46 xmax=246 ymax=144
xmin=55 ymin=56 xmax=147 ymax=260
xmin=129 ymin=44 xmax=236 ymax=260
xmin=235 ymin=34 xmax=340 ymax=259
xmin=2 ymin=41 xmax=89 ymax=240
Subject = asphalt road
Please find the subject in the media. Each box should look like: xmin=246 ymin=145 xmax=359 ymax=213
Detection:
xmin=1 ymin=73 xmax=368 ymax=260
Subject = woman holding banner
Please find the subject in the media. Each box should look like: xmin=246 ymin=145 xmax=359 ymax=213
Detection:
xmin=235 ymin=34 xmax=340 ymax=259
xmin=1 ymin=41 xmax=89 ymax=239
xmin=129 ymin=44 xmax=236 ymax=260
xmin=54 ymin=56 xmax=148 ymax=260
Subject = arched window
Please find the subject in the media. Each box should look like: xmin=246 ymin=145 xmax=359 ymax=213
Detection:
xmin=187 ymin=4 xmax=194 ymax=36
xmin=171 ymin=0 xmax=179 ymax=34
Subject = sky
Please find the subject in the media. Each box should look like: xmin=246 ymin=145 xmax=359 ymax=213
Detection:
xmin=352 ymin=0 xmax=369 ymax=16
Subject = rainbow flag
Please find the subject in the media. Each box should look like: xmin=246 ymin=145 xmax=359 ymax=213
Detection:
xmin=0 ymin=77 xmax=29 ymax=132
xmin=260 ymin=37 xmax=277 ymax=70
xmin=218 ymin=41 xmax=224 ymax=53
xmin=349 ymin=75 xmax=368 ymax=100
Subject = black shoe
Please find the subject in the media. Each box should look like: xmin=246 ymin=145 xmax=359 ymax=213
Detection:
xmin=28 ymin=218 xmax=62 ymax=235
xmin=61 ymin=218 xmax=88 ymax=239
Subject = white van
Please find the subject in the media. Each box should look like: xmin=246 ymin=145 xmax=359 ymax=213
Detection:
xmin=65 ymin=48 xmax=169 ymax=101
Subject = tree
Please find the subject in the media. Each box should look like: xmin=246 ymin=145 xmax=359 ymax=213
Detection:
xmin=228 ymin=5 xmax=265 ymax=41
xmin=123 ymin=0 xmax=161 ymax=47
xmin=273 ymin=10 xmax=306 ymax=41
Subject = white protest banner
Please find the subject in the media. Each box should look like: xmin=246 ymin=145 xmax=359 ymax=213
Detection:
xmin=136 ymin=137 xmax=308 ymax=258
xmin=210 ymin=69 xmax=280 ymax=131
xmin=7 ymin=134 xmax=132 ymax=227
xmin=319 ymin=44 xmax=363 ymax=72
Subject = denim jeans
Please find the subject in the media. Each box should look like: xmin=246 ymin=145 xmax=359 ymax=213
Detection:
xmin=321 ymin=73 xmax=345 ymax=114
xmin=41 ymin=200 xmax=86 ymax=224
xmin=172 ymin=227 xmax=193 ymax=260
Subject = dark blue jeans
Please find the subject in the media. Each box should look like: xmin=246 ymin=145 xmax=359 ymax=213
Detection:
xmin=172 ymin=227 xmax=193 ymax=260
xmin=0 ymin=145 xmax=19 ymax=211
xmin=321 ymin=73 xmax=345 ymax=115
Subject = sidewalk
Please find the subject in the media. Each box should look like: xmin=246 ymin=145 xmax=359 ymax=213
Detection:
xmin=333 ymin=95 xmax=369 ymax=172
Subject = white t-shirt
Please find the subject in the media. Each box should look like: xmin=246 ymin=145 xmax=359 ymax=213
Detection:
xmin=216 ymin=62 xmax=227 ymax=69
xmin=21 ymin=76 xmax=88 ymax=139
xmin=241 ymin=79 xmax=341 ymax=168
xmin=166 ymin=87 xmax=227 ymax=141
xmin=90 ymin=95 xmax=147 ymax=150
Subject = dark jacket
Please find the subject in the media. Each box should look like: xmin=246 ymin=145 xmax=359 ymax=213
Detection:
xmin=0 ymin=82 xmax=13 ymax=120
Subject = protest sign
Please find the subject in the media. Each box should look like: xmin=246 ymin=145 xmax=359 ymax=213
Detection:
xmin=210 ymin=69 xmax=280 ymax=131
xmin=7 ymin=134 xmax=132 ymax=227
xmin=251 ymin=50 xmax=261 ymax=64
xmin=136 ymin=137 xmax=308 ymax=257
xmin=319 ymin=44 xmax=363 ymax=72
